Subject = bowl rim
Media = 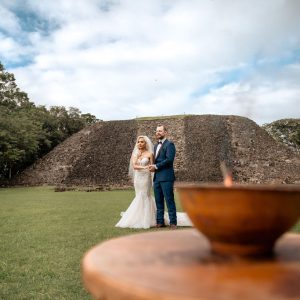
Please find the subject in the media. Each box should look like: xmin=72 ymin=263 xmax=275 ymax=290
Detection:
xmin=175 ymin=182 xmax=300 ymax=192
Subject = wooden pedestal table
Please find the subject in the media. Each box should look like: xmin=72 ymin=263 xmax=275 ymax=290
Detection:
xmin=82 ymin=229 xmax=300 ymax=300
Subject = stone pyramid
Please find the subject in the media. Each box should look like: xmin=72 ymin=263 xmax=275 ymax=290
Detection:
xmin=13 ymin=115 xmax=300 ymax=187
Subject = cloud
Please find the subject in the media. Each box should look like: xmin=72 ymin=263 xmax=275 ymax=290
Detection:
xmin=192 ymin=63 xmax=300 ymax=124
xmin=0 ymin=5 xmax=20 ymax=34
xmin=1 ymin=0 xmax=300 ymax=124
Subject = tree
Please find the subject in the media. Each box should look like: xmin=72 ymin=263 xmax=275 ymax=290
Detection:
xmin=0 ymin=61 xmax=99 ymax=180
xmin=0 ymin=109 xmax=42 ymax=178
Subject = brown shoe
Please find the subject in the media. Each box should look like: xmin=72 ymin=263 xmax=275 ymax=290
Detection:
xmin=170 ymin=224 xmax=177 ymax=230
xmin=156 ymin=224 xmax=166 ymax=228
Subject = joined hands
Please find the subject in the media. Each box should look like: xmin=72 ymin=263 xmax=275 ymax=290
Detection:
xmin=148 ymin=164 xmax=156 ymax=172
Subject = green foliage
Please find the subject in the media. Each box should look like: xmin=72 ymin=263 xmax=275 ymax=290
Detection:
xmin=262 ymin=118 xmax=300 ymax=154
xmin=0 ymin=109 xmax=43 ymax=178
xmin=0 ymin=62 xmax=99 ymax=179
xmin=290 ymin=130 xmax=300 ymax=146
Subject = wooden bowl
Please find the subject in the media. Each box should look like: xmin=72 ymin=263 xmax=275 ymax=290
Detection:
xmin=177 ymin=184 xmax=300 ymax=256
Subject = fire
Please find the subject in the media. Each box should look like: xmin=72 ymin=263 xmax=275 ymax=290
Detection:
xmin=220 ymin=161 xmax=233 ymax=187
xmin=223 ymin=173 xmax=233 ymax=187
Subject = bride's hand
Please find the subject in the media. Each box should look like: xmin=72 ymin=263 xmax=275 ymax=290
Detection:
xmin=148 ymin=165 xmax=155 ymax=172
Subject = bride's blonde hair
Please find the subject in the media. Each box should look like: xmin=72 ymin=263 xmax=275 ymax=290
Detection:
xmin=128 ymin=135 xmax=154 ymax=180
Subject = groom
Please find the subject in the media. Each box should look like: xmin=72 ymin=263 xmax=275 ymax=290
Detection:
xmin=149 ymin=124 xmax=177 ymax=229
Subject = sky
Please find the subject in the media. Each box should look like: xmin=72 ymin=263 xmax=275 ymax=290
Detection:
xmin=1 ymin=0 xmax=300 ymax=124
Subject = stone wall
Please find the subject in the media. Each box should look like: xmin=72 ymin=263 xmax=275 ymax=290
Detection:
xmin=12 ymin=115 xmax=300 ymax=187
xmin=12 ymin=122 xmax=105 ymax=185
xmin=227 ymin=116 xmax=300 ymax=184
xmin=64 ymin=119 xmax=137 ymax=186
xmin=183 ymin=115 xmax=233 ymax=182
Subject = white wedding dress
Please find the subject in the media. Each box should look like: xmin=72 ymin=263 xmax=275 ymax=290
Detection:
xmin=115 ymin=157 xmax=192 ymax=229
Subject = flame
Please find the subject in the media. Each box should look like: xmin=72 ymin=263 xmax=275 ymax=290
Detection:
xmin=223 ymin=173 xmax=233 ymax=187
xmin=220 ymin=161 xmax=233 ymax=187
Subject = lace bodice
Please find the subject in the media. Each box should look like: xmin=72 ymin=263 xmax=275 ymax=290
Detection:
xmin=137 ymin=157 xmax=150 ymax=167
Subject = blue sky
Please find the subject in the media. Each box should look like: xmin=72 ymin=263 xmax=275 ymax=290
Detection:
xmin=1 ymin=0 xmax=300 ymax=124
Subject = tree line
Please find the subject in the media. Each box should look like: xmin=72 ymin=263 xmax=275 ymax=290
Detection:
xmin=0 ymin=62 xmax=98 ymax=180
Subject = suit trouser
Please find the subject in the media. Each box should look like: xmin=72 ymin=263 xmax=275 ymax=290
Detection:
xmin=153 ymin=180 xmax=177 ymax=225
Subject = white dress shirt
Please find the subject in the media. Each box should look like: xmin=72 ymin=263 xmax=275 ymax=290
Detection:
xmin=155 ymin=138 xmax=166 ymax=159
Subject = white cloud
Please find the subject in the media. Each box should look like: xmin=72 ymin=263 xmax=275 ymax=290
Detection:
xmin=1 ymin=0 xmax=300 ymax=124
xmin=0 ymin=4 xmax=21 ymax=33
xmin=192 ymin=63 xmax=300 ymax=124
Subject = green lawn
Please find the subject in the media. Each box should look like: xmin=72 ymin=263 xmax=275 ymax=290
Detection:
xmin=0 ymin=187 xmax=299 ymax=299
xmin=0 ymin=187 xmax=184 ymax=299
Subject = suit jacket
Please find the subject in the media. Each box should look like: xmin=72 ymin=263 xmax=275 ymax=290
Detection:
xmin=154 ymin=139 xmax=176 ymax=182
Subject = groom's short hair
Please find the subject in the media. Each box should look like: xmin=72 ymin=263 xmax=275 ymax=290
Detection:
xmin=157 ymin=124 xmax=167 ymax=132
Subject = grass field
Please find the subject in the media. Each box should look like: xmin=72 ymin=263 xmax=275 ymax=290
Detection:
xmin=1 ymin=187 xmax=299 ymax=299
xmin=0 ymin=187 xmax=185 ymax=299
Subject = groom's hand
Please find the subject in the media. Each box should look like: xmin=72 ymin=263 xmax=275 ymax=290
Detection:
xmin=148 ymin=165 xmax=156 ymax=172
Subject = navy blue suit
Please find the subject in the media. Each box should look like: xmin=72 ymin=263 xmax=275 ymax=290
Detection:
xmin=153 ymin=139 xmax=177 ymax=225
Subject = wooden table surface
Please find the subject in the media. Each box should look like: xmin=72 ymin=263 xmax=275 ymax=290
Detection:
xmin=82 ymin=229 xmax=300 ymax=300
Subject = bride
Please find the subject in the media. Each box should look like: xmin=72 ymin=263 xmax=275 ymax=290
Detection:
xmin=115 ymin=135 xmax=192 ymax=229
